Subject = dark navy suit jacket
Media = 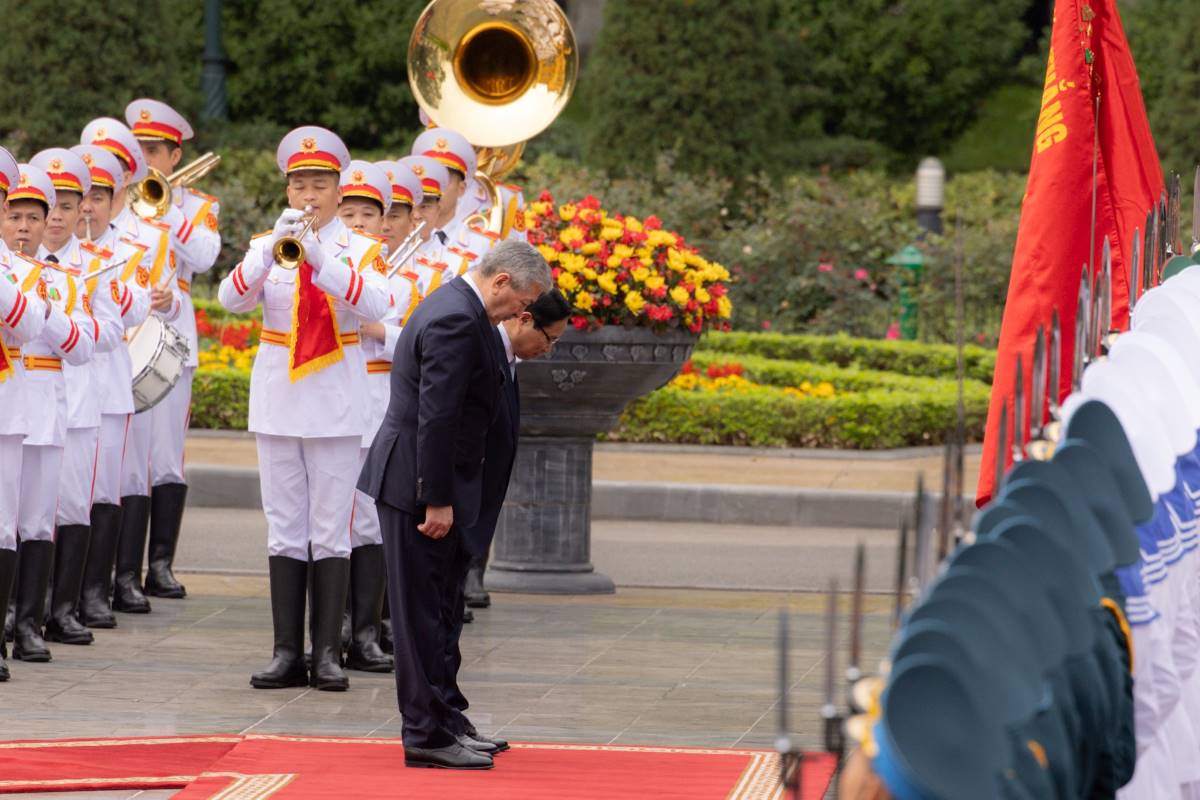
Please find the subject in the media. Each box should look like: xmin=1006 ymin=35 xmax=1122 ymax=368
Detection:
xmin=461 ymin=331 xmax=520 ymax=558
xmin=357 ymin=277 xmax=505 ymax=531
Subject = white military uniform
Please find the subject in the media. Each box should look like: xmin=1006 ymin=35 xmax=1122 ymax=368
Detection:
xmin=0 ymin=240 xmax=48 ymax=552
xmin=3 ymin=251 xmax=97 ymax=542
xmin=219 ymin=216 xmax=390 ymax=559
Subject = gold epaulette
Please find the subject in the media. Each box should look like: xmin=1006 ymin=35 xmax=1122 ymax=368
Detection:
xmin=186 ymin=187 xmax=219 ymax=204
xmin=250 ymin=229 xmax=273 ymax=241
xmin=81 ymin=241 xmax=114 ymax=259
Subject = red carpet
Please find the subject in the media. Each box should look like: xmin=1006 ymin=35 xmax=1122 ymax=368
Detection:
xmin=0 ymin=735 xmax=837 ymax=799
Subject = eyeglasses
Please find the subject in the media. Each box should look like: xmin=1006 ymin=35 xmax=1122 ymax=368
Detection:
xmin=536 ymin=326 xmax=559 ymax=348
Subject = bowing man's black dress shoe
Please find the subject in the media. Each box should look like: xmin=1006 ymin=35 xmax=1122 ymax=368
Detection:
xmin=464 ymin=730 xmax=510 ymax=753
xmin=404 ymin=742 xmax=494 ymax=770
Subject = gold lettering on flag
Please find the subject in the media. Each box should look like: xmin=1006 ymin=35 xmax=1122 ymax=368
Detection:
xmin=1036 ymin=50 xmax=1074 ymax=154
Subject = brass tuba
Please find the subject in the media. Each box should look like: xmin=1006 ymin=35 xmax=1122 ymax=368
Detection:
xmin=129 ymin=152 xmax=222 ymax=220
xmin=407 ymin=0 xmax=577 ymax=236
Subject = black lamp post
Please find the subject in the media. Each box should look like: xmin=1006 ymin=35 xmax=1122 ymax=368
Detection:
xmin=200 ymin=0 xmax=228 ymax=122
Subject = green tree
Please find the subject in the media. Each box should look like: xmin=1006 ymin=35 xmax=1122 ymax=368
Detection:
xmin=778 ymin=0 xmax=1033 ymax=161
xmin=1123 ymin=0 xmax=1200 ymax=181
xmin=222 ymin=0 xmax=427 ymax=151
xmin=580 ymin=0 xmax=793 ymax=180
xmin=0 ymin=0 xmax=201 ymax=153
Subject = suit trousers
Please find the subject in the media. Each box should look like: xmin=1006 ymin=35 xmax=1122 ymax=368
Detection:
xmin=351 ymin=447 xmax=383 ymax=548
xmin=57 ymin=426 xmax=99 ymax=526
xmin=121 ymin=410 xmax=152 ymax=498
xmin=19 ymin=444 xmax=62 ymax=542
xmin=149 ymin=366 xmax=192 ymax=486
xmin=440 ymin=546 xmax=473 ymax=734
xmin=256 ymin=433 xmax=359 ymax=561
xmin=94 ymin=413 xmax=130 ymax=506
xmin=378 ymin=500 xmax=466 ymax=749
xmin=0 ymin=434 xmax=22 ymax=551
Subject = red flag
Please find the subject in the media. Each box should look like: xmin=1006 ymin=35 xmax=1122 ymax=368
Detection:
xmin=976 ymin=0 xmax=1163 ymax=506
xmin=288 ymin=261 xmax=345 ymax=383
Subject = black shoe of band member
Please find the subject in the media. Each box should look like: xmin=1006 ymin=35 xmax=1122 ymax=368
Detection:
xmin=78 ymin=503 xmax=121 ymax=628
xmin=463 ymin=556 xmax=490 ymax=609
xmin=112 ymin=495 xmax=152 ymax=614
xmin=144 ymin=483 xmax=188 ymax=599
xmin=345 ymin=544 xmax=393 ymax=673
xmin=13 ymin=540 xmax=53 ymax=662
xmin=465 ymin=728 xmax=510 ymax=753
xmin=44 ymin=525 xmax=94 ymax=645
xmin=456 ymin=733 xmax=499 ymax=754
xmin=251 ymin=556 xmax=309 ymax=689
xmin=404 ymin=742 xmax=494 ymax=770
xmin=0 ymin=548 xmax=16 ymax=680
xmin=463 ymin=606 xmax=474 ymax=624
xmin=310 ymin=556 xmax=350 ymax=691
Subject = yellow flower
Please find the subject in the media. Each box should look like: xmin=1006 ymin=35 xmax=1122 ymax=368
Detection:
xmin=613 ymin=244 xmax=633 ymax=260
xmin=581 ymin=241 xmax=602 ymax=255
xmin=523 ymin=210 xmax=539 ymax=230
xmin=670 ymin=285 xmax=690 ymax=306
xmin=537 ymin=244 xmax=558 ymax=263
xmin=647 ymin=230 xmax=678 ymax=248
xmin=558 ymin=271 xmax=580 ymax=292
xmin=624 ymin=216 xmax=644 ymax=233
xmin=559 ymin=226 xmax=585 ymax=245
xmin=600 ymin=225 xmax=623 ymax=241
xmin=645 ymin=275 xmax=666 ymax=292
xmin=695 ymin=287 xmax=711 ymax=303
xmin=559 ymin=253 xmax=585 ymax=273
xmin=814 ymin=382 xmax=835 ymax=398
xmin=582 ymin=267 xmax=598 ymax=281
xmin=597 ymin=271 xmax=619 ymax=295
xmin=684 ymin=251 xmax=707 ymax=268
xmin=574 ymin=290 xmax=594 ymax=311
xmin=624 ymin=290 xmax=646 ymax=315
xmin=559 ymin=203 xmax=577 ymax=221
xmin=672 ymin=372 xmax=700 ymax=390
xmin=530 ymin=201 xmax=552 ymax=216
xmin=631 ymin=266 xmax=650 ymax=283
xmin=640 ymin=256 xmax=653 ymax=268
xmin=606 ymin=255 xmax=622 ymax=268
xmin=667 ymin=248 xmax=687 ymax=272
xmin=717 ymin=295 xmax=733 ymax=318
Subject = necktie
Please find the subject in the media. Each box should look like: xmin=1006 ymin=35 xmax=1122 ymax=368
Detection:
xmin=436 ymin=230 xmax=447 ymax=245
xmin=45 ymin=254 xmax=59 ymax=263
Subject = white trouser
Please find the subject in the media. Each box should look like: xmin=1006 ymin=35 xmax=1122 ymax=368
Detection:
xmin=94 ymin=413 xmax=130 ymax=506
xmin=18 ymin=444 xmax=63 ymax=542
xmin=351 ymin=447 xmax=382 ymax=548
xmin=256 ymin=434 xmax=359 ymax=561
xmin=121 ymin=410 xmax=152 ymax=498
xmin=0 ymin=434 xmax=22 ymax=551
xmin=57 ymin=427 xmax=99 ymax=526
xmin=149 ymin=366 xmax=192 ymax=486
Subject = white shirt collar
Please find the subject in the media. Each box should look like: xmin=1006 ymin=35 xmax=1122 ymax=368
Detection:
xmin=462 ymin=271 xmax=487 ymax=311
xmin=498 ymin=322 xmax=515 ymax=369
xmin=39 ymin=239 xmax=74 ymax=265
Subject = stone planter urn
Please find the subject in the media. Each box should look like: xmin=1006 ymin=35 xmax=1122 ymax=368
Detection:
xmin=486 ymin=325 xmax=699 ymax=594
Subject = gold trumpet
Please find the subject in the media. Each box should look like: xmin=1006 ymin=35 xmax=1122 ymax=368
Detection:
xmin=408 ymin=0 xmax=577 ymax=236
xmin=129 ymin=151 xmax=222 ymax=220
xmin=385 ymin=221 xmax=429 ymax=279
xmin=273 ymin=207 xmax=318 ymax=270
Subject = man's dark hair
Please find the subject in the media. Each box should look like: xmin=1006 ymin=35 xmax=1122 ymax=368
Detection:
xmin=529 ymin=288 xmax=571 ymax=329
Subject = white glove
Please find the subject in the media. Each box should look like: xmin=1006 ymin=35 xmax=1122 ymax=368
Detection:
xmin=302 ymin=230 xmax=325 ymax=271
xmin=269 ymin=208 xmax=307 ymax=251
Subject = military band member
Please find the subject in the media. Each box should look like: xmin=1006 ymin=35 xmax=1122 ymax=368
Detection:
xmin=31 ymin=148 xmax=120 ymax=645
xmin=126 ymin=98 xmax=222 ymax=601
xmin=2 ymin=164 xmax=96 ymax=662
xmin=71 ymin=144 xmax=152 ymax=628
xmin=218 ymin=126 xmax=390 ymax=692
xmin=0 ymin=147 xmax=49 ymax=681
xmin=80 ymin=117 xmax=182 ymax=618
xmin=402 ymin=156 xmax=454 ymax=295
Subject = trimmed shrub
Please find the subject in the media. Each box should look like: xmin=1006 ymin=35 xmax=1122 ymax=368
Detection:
xmin=698 ymin=332 xmax=995 ymax=384
xmin=191 ymin=369 xmax=250 ymax=431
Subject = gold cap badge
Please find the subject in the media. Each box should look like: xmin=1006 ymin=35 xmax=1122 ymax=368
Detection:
xmin=301 ymin=137 xmax=317 ymax=152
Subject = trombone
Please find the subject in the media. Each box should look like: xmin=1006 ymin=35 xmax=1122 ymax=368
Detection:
xmin=129 ymin=151 xmax=222 ymax=220
xmin=273 ymin=206 xmax=319 ymax=270
xmin=385 ymin=221 xmax=428 ymax=278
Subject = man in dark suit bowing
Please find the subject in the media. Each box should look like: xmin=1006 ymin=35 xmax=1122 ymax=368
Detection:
xmin=442 ymin=289 xmax=572 ymax=737
xmin=358 ymin=240 xmax=551 ymax=771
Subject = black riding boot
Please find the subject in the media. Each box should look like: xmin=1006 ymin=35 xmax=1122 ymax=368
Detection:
xmin=345 ymin=545 xmax=392 ymax=672
xmin=464 ymin=551 xmax=491 ymax=609
xmin=310 ymin=557 xmax=350 ymax=691
xmin=112 ymin=495 xmax=151 ymax=613
xmin=145 ymin=483 xmax=188 ymax=598
xmin=13 ymin=540 xmax=53 ymax=662
xmin=45 ymin=525 xmax=93 ymax=644
xmin=0 ymin=549 xmax=15 ymax=679
xmin=251 ymin=556 xmax=309 ymax=689
xmin=79 ymin=503 xmax=121 ymax=628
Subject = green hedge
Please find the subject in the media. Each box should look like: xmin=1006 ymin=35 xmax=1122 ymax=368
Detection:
xmin=607 ymin=383 xmax=986 ymax=449
xmin=698 ymin=331 xmax=996 ymax=384
xmin=191 ymin=369 xmax=249 ymax=431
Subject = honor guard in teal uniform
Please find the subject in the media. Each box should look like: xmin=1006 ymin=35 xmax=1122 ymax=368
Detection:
xmin=2 ymin=164 xmax=97 ymax=664
xmin=0 ymin=147 xmax=50 ymax=681
xmin=125 ymin=98 xmax=222 ymax=601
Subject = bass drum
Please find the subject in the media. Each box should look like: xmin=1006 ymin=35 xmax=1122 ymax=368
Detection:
xmin=128 ymin=316 xmax=190 ymax=413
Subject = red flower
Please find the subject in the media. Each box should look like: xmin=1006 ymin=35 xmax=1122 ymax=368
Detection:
xmin=681 ymin=360 xmax=695 ymax=375
xmin=644 ymin=215 xmax=663 ymax=231
xmin=580 ymin=195 xmax=601 ymax=210
xmin=761 ymin=320 xmax=772 ymax=330
xmin=571 ymin=315 xmax=589 ymax=331
xmin=539 ymin=190 xmax=554 ymax=202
